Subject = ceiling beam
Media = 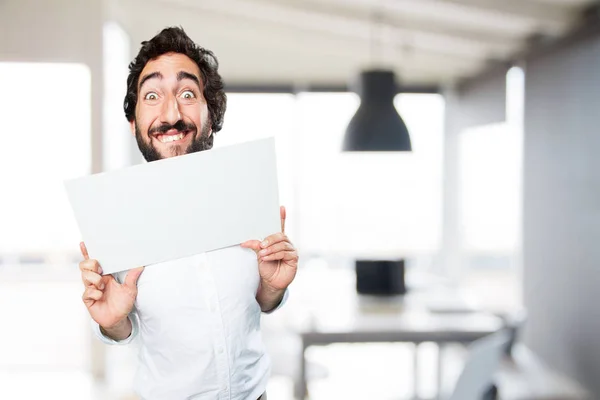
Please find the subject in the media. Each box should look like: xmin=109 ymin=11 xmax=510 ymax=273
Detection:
xmin=123 ymin=1 xmax=484 ymax=85
xmin=436 ymin=0 xmax=577 ymax=34
xmin=223 ymin=82 xmax=440 ymax=94
xmin=278 ymin=0 xmax=577 ymax=36
xmin=270 ymin=0 xmax=524 ymax=44
xmin=146 ymin=0 xmax=519 ymax=61
xmin=126 ymin=8 xmax=484 ymax=77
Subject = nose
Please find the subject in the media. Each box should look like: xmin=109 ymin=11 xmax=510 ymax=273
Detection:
xmin=159 ymin=94 xmax=181 ymax=125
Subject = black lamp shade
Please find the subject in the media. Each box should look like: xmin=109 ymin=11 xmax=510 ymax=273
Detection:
xmin=343 ymin=70 xmax=412 ymax=151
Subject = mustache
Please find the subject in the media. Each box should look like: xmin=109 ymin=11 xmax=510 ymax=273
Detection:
xmin=148 ymin=120 xmax=197 ymax=136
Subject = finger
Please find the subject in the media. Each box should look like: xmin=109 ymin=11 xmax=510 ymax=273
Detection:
xmin=280 ymin=206 xmax=286 ymax=233
xmin=259 ymin=241 xmax=294 ymax=257
xmin=82 ymin=270 xmax=104 ymax=289
xmin=260 ymin=233 xmax=288 ymax=249
xmin=241 ymin=240 xmax=261 ymax=251
xmin=124 ymin=266 xmax=145 ymax=288
xmin=80 ymin=242 xmax=89 ymax=260
xmin=261 ymin=250 xmax=298 ymax=263
xmin=79 ymin=259 xmax=103 ymax=275
xmin=82 ymin=287 xmax=103 ymax=305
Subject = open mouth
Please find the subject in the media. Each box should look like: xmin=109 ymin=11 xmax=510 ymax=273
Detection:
xmin=153 ymin=129 xmax=191 ymax=144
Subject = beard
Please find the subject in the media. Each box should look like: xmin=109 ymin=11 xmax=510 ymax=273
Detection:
xmin=135 ymin=119 xmax=213 ymax=162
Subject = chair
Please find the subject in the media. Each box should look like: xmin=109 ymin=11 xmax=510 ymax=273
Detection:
xmin=447 ymin=330 xmax=511 ymax=400
xmin=500 ymin=309 xmax=527 ymax=357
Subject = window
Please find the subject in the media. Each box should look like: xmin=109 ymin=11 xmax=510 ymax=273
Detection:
xmin=459 ymin=122 xmax=522 ymax=253
xmin=103 ymin=21 xmax=137 ymax=171
xmin=0 ymin=62 xmax=91 ymax=259
xmin=295 ymin=92 xmax=444 ymax=258
xmin=455 ymin=67 xmax=524 ymax=311
xmin=216 ymin=93 xmax=296 ymax=238
xmin=216 ymin=92 xmax=445 ymax=258
xmin=458 ymin=67 xmax=524 ymax=257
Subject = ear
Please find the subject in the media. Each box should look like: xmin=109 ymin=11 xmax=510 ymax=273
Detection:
xmin=129 ymin=119 xmax=136 ymax=137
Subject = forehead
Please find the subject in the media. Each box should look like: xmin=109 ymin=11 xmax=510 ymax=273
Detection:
xmin=139 ymin=52 xmax=201 ymax=85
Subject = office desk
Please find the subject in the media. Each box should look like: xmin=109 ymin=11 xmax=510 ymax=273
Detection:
xmin=290 ymin=271 xmax=504 ymax=399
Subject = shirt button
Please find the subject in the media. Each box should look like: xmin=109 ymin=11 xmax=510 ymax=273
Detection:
xmin=217 ymin=346 xmax=224 ymax=354
xmin=210 ymin=302 xmax=217 ymax=313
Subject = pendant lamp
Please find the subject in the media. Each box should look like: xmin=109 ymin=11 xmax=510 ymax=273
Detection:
xmin=342 ymin=69 xmax=412 ymax=151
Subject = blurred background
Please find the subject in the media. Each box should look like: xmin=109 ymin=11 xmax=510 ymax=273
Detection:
xmin=1 ymin=0 xmax=599 ymax=399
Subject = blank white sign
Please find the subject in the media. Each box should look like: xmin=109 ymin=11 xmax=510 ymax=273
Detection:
xmin=65 ymin=138 xmax=280 ymax=274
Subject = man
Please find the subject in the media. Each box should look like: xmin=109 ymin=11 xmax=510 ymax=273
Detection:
xmin=78 ymin=27 xmax=298 ymax=400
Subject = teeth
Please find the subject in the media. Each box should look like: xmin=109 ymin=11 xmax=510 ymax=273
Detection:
xmin=159 ymin=133 xmax=185 ymax=143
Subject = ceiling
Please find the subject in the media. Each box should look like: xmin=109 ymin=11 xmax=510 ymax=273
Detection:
xmin=110 ymin=0 xmax=597 ymax=89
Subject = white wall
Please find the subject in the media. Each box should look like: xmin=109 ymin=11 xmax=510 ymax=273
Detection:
xmin=523 ymin=30 xmax=600 ymax=396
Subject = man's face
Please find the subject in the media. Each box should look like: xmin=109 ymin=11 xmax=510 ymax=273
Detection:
xmin=131 ymin=52 xmax=212 ymax=162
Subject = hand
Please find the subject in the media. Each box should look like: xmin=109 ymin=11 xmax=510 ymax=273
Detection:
xmin=241 ymin=206 xmax=298 ymax=292
xmin=79 ymin=242 xmax=144 ymax=330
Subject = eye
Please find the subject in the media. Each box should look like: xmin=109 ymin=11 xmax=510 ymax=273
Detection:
xmin=181 ymin=90 xmax=196 ymax=99
xmin=144 ymin=92 xmax=158 ymax=101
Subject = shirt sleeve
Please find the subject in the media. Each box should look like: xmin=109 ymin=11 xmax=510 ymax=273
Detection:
xmin=262 ymin=287 xmax=289 ymax=314
xmin=91 ymin=311 xmax=139 ymax=345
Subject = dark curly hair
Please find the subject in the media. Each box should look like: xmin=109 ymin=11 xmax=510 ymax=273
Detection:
xmin=123 ymin=26 xmax=226 ymax=135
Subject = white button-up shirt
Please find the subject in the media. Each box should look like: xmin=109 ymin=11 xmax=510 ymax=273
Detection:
xmin=92 ymin=245 xmax=287 ymax=400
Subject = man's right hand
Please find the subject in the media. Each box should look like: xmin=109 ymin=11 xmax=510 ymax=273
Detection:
xmin=79 ymin=242 xmax=144 ymax=339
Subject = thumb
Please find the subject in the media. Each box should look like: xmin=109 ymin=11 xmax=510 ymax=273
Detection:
xmin=102 ymin=274 xmax=117 ymax=285
xmin=241 ymin=240 xmax=261 ymax=252
xmin=124 ymin=266 xmax=145 ymax=288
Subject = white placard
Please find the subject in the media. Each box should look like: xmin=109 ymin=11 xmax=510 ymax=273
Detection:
xmin=65 ymin=138 xmax=280 ymax=274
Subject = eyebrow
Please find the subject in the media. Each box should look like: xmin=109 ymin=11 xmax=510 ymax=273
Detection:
xmin=177 ymin=71 xmax=201 ymax=89
xmin=138 ymin=71 xmax=201 ymax=92
xmin=138 ymin=71 xmax=162 ymax=91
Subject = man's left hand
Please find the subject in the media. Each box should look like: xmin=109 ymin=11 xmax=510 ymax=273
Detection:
xmin=241 ymin=206 xmax=298 ymax=293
